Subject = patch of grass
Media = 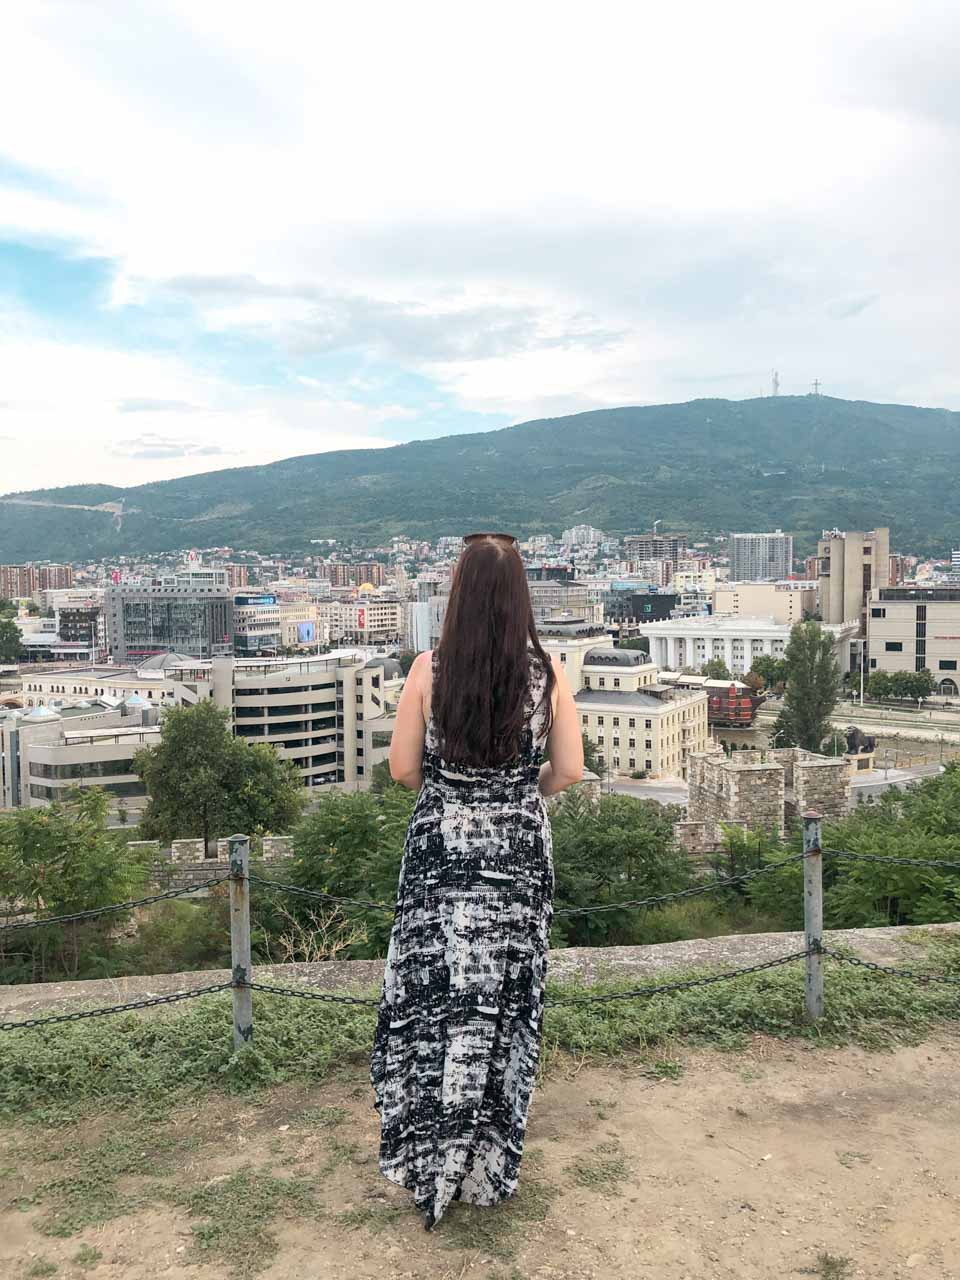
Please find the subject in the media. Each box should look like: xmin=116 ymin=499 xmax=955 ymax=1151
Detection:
xmin=566 ymin=1140 xmax=630 ymax=1192
xmin=72 ymin=1245 xmax=102 ymax=1268
xmin=837 ymin=1150 xmax=871 ymax=1168
xmin=24 ymin=1262 xmax=58 ymax=1279
xmin=805 ymin=1253 xmax=854 ymax=1280
xmin=165 ymin=1167 xmax=320 ymax=1278
xmin=298 ymin=1104 xmax=349 ymax=1129
xmin=440 ymin=1175 xmax=555 ymax=1260
xmin=587 ymin=1096 xmax=615 ymax=1120
xmin=3 ymin=952 xmax=960 ymax=1118
xmin=336 ymin=1203 xmax=405 ymax=1232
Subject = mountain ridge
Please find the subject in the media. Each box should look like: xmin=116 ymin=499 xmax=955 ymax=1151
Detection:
xmin=2 ymin=395 xmax=958 ymax=560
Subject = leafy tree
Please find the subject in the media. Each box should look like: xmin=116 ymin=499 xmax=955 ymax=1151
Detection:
xmin=0 ymin=619 xmax=23 ymax=663
xmin=283 ymin=787 xmax=416 ymax=957
xmin=397 ymin=651 xmax=418 ymax=675
xmin=618 ymin=637 xmax=650 ymax=654
xmin=0 ymin=597 xmax=15 ymax=620
xmin=742 ymin=671 xmax=766 ymax=693
xmin=868 ymin=669 xmax=936 ymax=702
xmin=821 ymin=729 xmax=848 ymax=756
xmin=370 ymin=759 xmax=396 ymax=794
xmin=134 ymin=701 xmax=305 ymax=853
xmin=549 ymin=790 xmax=691 ymax=947
xmin=701 ymin=658 xmax=732 ymax=680
xmin=750 ymin=654 xmax=788 ymax=688
xmin=581 ymin=731 xmax=603 ymax=776
xmin=770 ymin=622 xmax=839 ymax=752
xmin=0 ymin=788 xmax=151 ymax=980
xmin=866 ymin=670 xmax=893 ymax=700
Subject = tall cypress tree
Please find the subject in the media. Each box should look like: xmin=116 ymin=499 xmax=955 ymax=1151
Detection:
xmin=771 ymin=621 xmax=840 ymax=753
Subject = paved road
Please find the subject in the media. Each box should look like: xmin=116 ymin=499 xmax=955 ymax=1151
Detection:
xmin=610 ymin=779 xmax=690 ymax=806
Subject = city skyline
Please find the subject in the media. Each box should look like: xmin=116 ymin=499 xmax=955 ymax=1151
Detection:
xmin=2 ymin=3 xmax=959 ymax=492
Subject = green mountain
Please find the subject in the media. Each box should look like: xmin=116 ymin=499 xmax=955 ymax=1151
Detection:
xmin=2 ymin=396 xmax=958 ymax=560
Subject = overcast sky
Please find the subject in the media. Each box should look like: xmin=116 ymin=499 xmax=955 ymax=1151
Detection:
xmin=1 ymin=1 xmax=958 ymax=493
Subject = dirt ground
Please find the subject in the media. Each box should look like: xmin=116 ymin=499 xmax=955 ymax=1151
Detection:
xmin=2 ymin=1032 xmax=959 ymax=1280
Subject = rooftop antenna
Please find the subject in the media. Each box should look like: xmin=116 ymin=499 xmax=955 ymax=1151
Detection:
xmin=811 ymin=379 xmax=822 ymax=396
xmin=771 ymin=369 xmax=780 ymax=397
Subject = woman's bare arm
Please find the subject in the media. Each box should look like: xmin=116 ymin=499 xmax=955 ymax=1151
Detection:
xmin=388 ymin=651 xmax=429 ymax=789
xmin=539 ymin=656 xmax=584 ymax=796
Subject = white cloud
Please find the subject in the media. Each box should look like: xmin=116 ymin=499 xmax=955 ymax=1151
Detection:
xmin=0 ymin=0 xmax=958 ymax=471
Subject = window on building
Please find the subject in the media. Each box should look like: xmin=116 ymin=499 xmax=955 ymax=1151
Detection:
xmin=645 ymin=718 xmax=652 ymax=729
xmin=581 ymin=714 xmax=588 ymax=725
xmin=559 ymin=652 xmax=566 ymax=663
xmin=629 ymin=758 xmax=636 ymax=769
xmin=597 ymin=735 xmax=604 ymax=745
xmin=645 ymin=739 xmax=652 ymax=749
xmin=613 ymin=677 xmax=620 ymax=688
xmin=885 ymin=642 xmax=903 ymax=652
xmin=598 ymin=677 xmax=606 ymax=687
xmin=871 ymin=608 xmax=886 ymax=618
xmin=940 ymin=660 xmax=958 ymax=671
xmin=613 ymin=756 xmax=620 ymax=768
xmin=870 ymin=658 xmax=877 ymax=668
xmin=584 ymin=676 xmax=591 ymax=688
xmin=628 ymin=717 xmax=635 ymax=728
xmin=597 ymin=716 xmax=604 ymax=726
xmin=645 ymin=759 xmax=652 ymax=770
xmin=629 ymin=737 xmax=636 ymax=748
xmin=612 ymin=717 xmax=620 ymax=726
xmin=613 ymin=736 xmax=620 ymax=746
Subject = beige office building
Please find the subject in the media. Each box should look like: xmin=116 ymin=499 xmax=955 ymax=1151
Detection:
xmin=12 ymin=651 xmax=403 ymax=800
xmin=866 ymin=587 xmax=960 ymax=695
xmin=539 ymin=620 xmax=709 ymax=779
xmin=712 ymin=581 xmax=817 ymax=625
xmin=818 ymin=528 xmax=890 ymax=630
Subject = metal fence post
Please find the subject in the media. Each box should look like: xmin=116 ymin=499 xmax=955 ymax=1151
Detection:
xmin=802 ymin=811 xmax=824 ymax=1022
xmin=228 ymin=834 xmax=253 ymax=1048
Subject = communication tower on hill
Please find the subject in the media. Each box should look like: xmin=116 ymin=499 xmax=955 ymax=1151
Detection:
xmin=771 ymin=370 xmax=780 ymax=396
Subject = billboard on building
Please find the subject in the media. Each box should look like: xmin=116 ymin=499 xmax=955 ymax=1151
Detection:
xmin=357 ymin=607 xmax=366 ymax=629
xmin=297 ymin=621 xmax=316 ymax=644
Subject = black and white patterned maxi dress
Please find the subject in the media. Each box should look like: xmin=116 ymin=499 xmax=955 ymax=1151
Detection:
xmin=370 ymin=652 xmax=554 ymax=1229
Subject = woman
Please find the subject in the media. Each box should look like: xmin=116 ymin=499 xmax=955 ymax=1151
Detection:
xmin=370 ymin=532 xmax=583 ymax=1231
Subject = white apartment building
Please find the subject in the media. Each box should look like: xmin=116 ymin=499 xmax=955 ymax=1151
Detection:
xmin=561 ymin=524 xmax=605 ymax=547
xmin=538 ymin=620 xmax=709 ymax=778
xmin=729 ymin=530 xmax=794 ymax=581
xmin=639 ymin=616 xmax=859 ymax=676
xmin=712 ymin=581 xmax=817 ymax=625
xmin=866 ymin=587 xmax=960 ymax=695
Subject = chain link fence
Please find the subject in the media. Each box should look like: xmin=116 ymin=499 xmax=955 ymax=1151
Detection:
xmin=2 ymin=818 xmax=958 ymax=1037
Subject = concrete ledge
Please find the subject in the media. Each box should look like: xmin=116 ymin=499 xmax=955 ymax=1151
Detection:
xmin=1 ymin=922 xmax=957 ymax=1019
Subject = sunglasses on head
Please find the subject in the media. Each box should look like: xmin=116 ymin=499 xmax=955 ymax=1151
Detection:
xmin=463 ymin=531 xmax=518 ymax=547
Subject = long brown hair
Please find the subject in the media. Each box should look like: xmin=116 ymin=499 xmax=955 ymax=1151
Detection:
xmin=432 ymin=534 xmax=555 ymax=766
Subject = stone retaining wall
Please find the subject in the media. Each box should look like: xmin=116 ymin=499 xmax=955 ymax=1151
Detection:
xmin=2 ymin=921 xmax=956 ymax=1018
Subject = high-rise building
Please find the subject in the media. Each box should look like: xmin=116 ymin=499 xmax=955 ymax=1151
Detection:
xmin=105 ymin=565 xmax=235 ymax=664
xmin=623 ymin=533 xmax=688 ymax=565
xmin=817 ymin=528 xmax=890 ymax=632
xmin=326 ymin=562 xmax=386 ymax=589
xmin=561 ymin=524 xmax=605 ymax=547
xmin=224 ymin=563 xmax=249 ymax=589
xmin=0 ymin=564 xmax=39 ymax=598
xmin=38 ymin=564 xmax=74 ymax=591
xmin=728 ymin=531 xmax=794 ymax=581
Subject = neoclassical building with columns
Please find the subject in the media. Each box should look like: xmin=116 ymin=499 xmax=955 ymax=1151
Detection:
xmin=639 ymin=615 xmax=859 ymax=675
